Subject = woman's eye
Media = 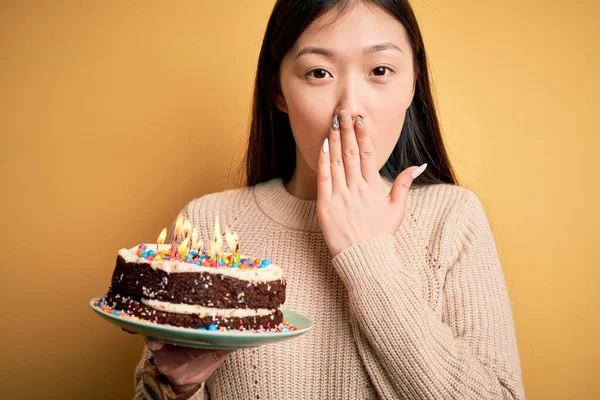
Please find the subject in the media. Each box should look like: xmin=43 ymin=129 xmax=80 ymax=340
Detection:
xmin=306 ymin=69 xmax=332 ymax=79
xmin=371 ymin=66 xmax=393 ymax=77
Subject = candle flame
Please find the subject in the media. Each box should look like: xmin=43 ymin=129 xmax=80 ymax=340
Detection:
xmin=178 ymin=235 xmax=190 ymax=255
xmin=156 ymin=228 xmax=167 ymax=245
xmin=174 ymin=213 xmax=184 ymax=240
xmin=191 ymin=227 xmax=199 ymax=250
xmin=182 ymin=219 xmax=192 ymax=241
xmin=225 ymin=227 xmax=238 ymax=252
xmin=210 ymin=238 xmax=218 ymax=260
xmin=209 ymin=216 xmax=224 ymax=261
xmin=209 ymin=216 xmax=221 ymax=259
xmin=214 ymin=216 xmax=222 ymax=247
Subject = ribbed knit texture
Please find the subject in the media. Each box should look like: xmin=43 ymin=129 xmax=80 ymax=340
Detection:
xmin=134 ymin=178 xmax=524 ymax=399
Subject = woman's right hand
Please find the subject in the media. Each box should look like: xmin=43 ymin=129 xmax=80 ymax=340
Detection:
xmin=145 ymin=337 xmax=234 ymax=394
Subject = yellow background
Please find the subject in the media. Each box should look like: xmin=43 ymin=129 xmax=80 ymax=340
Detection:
xmin=1 ymin=1 xmax=598 ymax=398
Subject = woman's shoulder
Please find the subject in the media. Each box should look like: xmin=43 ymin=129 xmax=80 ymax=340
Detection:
xmin=407 ymin=183 xmax=490 ymax=244
xmin=409 ymin=183 xmax=484 ymax=216
xmin=404 ymin=183 xmax=494 ymax=266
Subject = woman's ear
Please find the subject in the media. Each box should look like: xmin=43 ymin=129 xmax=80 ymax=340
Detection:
xmin=274 ymin=93 xmax=288 ymax=113
xmin=271 ymin=77 xmax=288 ymax=113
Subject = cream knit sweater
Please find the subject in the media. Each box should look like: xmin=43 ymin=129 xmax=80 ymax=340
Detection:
xmin=134 ymin=178 xmax=524 ymax=399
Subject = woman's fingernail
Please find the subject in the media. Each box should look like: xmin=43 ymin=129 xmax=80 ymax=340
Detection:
xmin=146 ymin=340 xmax=163 ymax=351
xmin=411 ymin=163 xmax=428 ymax=179
xmin=355 ymin=115 xmax=364 ymax=128
xmin=332 ymin=115 xmax=340 ymax=131
xmin=323 ymin=138 xmax=329 ymax=154
xmin=340 ymin=110 xmax=350 ymax=123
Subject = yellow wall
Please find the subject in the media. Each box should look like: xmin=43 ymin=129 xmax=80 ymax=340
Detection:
xmin=1 ymin=1 xmax=597 ymax=398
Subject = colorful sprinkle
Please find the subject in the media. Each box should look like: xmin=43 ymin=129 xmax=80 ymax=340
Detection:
xmin=208 ymin=324 xmax=218 ymax=331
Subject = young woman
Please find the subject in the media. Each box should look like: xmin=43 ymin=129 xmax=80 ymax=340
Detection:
xmin=134 ymin=1 xmax=524 ymax=399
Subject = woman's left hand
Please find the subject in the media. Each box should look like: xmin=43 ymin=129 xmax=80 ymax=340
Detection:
xmin=316 ymin=110 xmax=427 ymax=257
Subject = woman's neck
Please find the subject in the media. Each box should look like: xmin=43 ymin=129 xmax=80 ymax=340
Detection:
xmin=284 ymin=151 xmax=318 ymax=200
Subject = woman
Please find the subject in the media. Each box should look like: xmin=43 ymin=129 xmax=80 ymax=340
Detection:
xmin=134 ymin=0 xmax=524 ymax=399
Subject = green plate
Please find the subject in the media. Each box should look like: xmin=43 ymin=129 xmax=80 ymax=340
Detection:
xmin=90 ymin=296 xmax=314 ymax=350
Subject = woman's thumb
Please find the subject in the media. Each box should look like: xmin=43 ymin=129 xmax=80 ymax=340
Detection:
xmin=390 ymin=163 xmax=427 ymax=207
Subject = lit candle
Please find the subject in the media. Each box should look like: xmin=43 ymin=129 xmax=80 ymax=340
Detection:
xmin=169 ymin=242 xmax=177 ymax=260
xmin=213 ymin=216 xmax=223 ymax=262
xmin=225 ymin=227 xmax=234 ymax=250
xmin=173 ymin=213 xmax=184 ymax=242
xmin=191 ymin=227 xmax=199 ymax=252
xmin=225 ymin=227 xmax=239 ymax=261
xmin=182 ymin=218 xmax=192 ymax=249
xmin=178 ymin=235 xmax=190 ymax=258
xmin=156 ymin=227 xmax=167 ymax=253
xmin=210 ymin=239 xmax=217 ymax=262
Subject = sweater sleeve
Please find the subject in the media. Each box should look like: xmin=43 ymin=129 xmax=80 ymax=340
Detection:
xmin=331 ymin=191 xmax=524 ymax=399
xmin=133 ymin=346 xmax=209 ymax=400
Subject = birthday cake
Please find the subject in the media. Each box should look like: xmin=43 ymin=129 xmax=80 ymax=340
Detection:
xmin=101 ymin=215 xmax=287 ymax=331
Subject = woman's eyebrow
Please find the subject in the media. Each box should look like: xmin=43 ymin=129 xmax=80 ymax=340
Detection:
xmin=295 ymin=46 xmax=335 ymax=59
xmin=364 ymin=42 xmax=403 ymax=54
xmin=295 ymin=42 xmax=403 ymax=60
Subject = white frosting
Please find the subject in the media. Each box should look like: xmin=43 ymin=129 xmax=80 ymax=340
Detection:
xmin=141 ymin=298 xmax=278 ymax=318
xmin=118 ymin=244 xmax=283 ymax=282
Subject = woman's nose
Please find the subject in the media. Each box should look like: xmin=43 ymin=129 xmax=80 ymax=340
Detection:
xmin=336 ymin=79 xmax=365 ymax=120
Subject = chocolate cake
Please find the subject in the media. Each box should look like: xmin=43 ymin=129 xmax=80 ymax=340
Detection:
xmin=102 ymin=241 xmax=287 ymax=331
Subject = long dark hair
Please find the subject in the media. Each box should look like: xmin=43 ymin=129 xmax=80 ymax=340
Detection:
xmin=243 ymin=0 xmax=457 ymax=187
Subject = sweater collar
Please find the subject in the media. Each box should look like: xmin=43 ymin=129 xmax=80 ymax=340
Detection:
xmin=253 ymin=178 xmax=321 ymax=232
xmin=253 ymin=177 xmax=396 ymax=233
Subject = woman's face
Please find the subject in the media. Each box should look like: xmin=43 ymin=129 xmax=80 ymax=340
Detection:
xmin=276 ymin=2 xmax=415 ymax=177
